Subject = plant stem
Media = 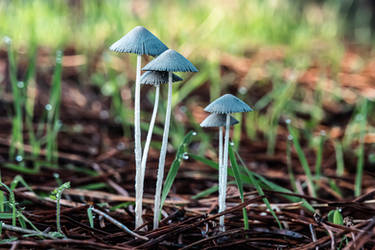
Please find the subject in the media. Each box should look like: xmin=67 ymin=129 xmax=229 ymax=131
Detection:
xmin=136 ymin=85 xmax=160 ymax=229
xmin=219 ymin=127 xmax=223 ymax=169
xmin=134 ymin=55 xmax=143 ymax=228
xmin=153 ymin=72 xmax=172 ymax=229
xmin=219 ymin=114 xmax=230 ymax=232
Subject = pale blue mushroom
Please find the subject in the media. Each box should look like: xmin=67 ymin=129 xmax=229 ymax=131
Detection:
xmin=139 ymin=71 xmax=182 ymax=223
xmin=143 ymin=49 xmax=198 ymax=229
xmin=204 ymin=94 xmax=252 ymax=231
xmin=109 ymin=26 xmax=168 ymax=228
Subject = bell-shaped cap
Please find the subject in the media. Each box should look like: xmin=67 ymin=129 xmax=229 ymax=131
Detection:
xmin=140 ymin=71 xmax=183 ymax=85
xmin=200 ymin=113 xmax=239 ymax=128
xmin=204 ymin=94 xmax=253 ymax=114
xmin=109 ymin=26 xmax=168 ymax=56
xmin=142 ymin=49 xmax=198 ymax=72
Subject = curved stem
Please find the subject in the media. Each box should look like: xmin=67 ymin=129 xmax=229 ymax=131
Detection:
xmin=153 ymin=73 xmax=173 ymax=229
xmin=134 ymin=55 xmax=143 ymax=228
xmin=136 ymin=85 xmax=160 ymax=229
xmin=219 ymin=114 xmax=230 ymax=232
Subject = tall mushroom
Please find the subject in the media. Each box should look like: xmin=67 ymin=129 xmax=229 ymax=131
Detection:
xmin=139 ymin=71 xmax=182 ymax=223
xmin=204 ymin=94 xmax=252 ymax=231
xmin=109 ymin=26 xmax=168 ymax=228
xmin=143 ymin=49 xmax=198 ymax=229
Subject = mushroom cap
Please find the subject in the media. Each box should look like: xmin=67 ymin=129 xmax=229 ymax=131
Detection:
xmin=204 ymin=94 xmax=253 ymax=114
xmin=142 ymin=49 xmax=198 ymax=72
xmin=140 ymin=71 xmax=183 ymax=85
xmin=200 ymin=113 xmax=239 ymax=128
xmin=109 ymin=26 xmax=168 ymax=56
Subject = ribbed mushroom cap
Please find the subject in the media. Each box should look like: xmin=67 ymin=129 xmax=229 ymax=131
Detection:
xmin=109 ymin=26 xmax=168 ymax=56
xmin=204 ymin=94 xmax=253 ymax=114
xmin=200 ymin=113 xmax=239 ymax=128
xmin=142 ymin=49 xmax=198 ymax=72
xmin=140 ymin=71 xmax=183 ymax=85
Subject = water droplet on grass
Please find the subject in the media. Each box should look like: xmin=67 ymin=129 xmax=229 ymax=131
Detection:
xmin=17 ymin=81 xmax=24 ymax=88
xmin=3 ymin=36 xmax=11 ymax=44
xmin=182 ymin=152 xmax=189 ymax=160
xmin=15 ymin=155 xmax=23 ymax=162
xmin=192 ymin=131 xmax=197 ymax=136
xmin=287 ymin=135 xmax=293 ymax=141
xmin=45 ymin=104 xmax=52 ymax=111
xmin=238 ymin=87 xmax=247 ymax=95
xmin=285 ymin=119 xmax=291 ymax=124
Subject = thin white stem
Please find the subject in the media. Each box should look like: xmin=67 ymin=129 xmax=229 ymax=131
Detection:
xmin=219 ymin=127 xmax=223 ymax=169
xmin=136 ymin=85 xmax=160 ymax=229
xmin=219 ymin=114 xmax=230 ymax=232
xmin=153 ymin=72 xmax=173 ymax=229
xmin=134 ymin=55 xmax=143 ymax=228
xmin=218 ymin=127 xmax=223 ymax=216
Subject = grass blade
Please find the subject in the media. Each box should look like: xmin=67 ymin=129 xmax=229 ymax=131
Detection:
xmin=355 ymin=99 xmax=367 ymax=197
xmin=286 ymin=121 xmax=316 ymax=198
xmin=228 ymin=143 xmax=249 ymax=230
xmin=160 ymin=131 xmax=195 ymax=212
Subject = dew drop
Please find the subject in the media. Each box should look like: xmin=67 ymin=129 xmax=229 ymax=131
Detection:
xmin=15 ymin=155 xmax=23 ymax=162
xmin=320 ymin=130 xmax=326 ymax=137
xmin=45 ymin=104 xmax=52 ymax=111
xmin=192 ymin=131 xmax=197 ymax=136
xmin=230 ymin=142 xmax=235 ymax=146
xmin=238 ymin=86 xmax=247 ymax=95
xmin=285 ymin=119 xmax=291 ymax=124
xmin=182 ymin=152 xmax=189 ymax=160
xmin=3 ymin=36 xmax=11 ymax=44
xmin=287 ymin=134 xmax=293 ymax=141
xmin=17 ymin=81 xmax=24 ymax=88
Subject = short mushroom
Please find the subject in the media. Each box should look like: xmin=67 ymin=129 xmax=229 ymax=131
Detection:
xmin=200 ymin=113 xmax=239 ymax=172
xmin=204 ymin=94 xmax=252 ymax=231
xmin=139 ymin=71 xmax=182 ymax=219
xmin=109 ymin=26 xmax=168 ymax=228
xmin=143 ymin=49 xmax=198 ymax=229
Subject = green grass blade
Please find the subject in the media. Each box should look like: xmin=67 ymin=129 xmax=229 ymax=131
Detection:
xmin=286 ymin=121 xmax=316 ymax=198
xmin=355 ymin=99 xmax=367 ymax=197
xmin=228 ymin=143 xmax=249 ymax=230
xmin=160 ymin=131 xmax=195 ymax=211
xmin=46 ymin=50 xmax=63 ymax=164
xmin=334 ymin=140 xmax=345 ymax=177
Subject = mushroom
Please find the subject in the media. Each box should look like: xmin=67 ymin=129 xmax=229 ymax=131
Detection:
xmin=200 ymin=114 xmax=239 ymax=214
xmin=204 ymin=94 xmax=252 ymax=231
xmin=143 ymin=49 xmax=198 ymax=229
xmin=109 ymin=26 xmax=168 ymax=228
xmin=200 ymin=113 xmax=239 ymax=172
xmin=139 ymin=71 xmax=182 ymax=223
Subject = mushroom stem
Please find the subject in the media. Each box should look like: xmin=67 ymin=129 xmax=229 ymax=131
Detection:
xmin=134 ymin=55 xmax=143 ymax=228
xmin=153 ymin=72 xmax=172 ymax=229
xmin=137 ymin=85 xmax=160 ymax=229
xmin=219 ymin=126 xmax=223 ymax=170
xmin=218 ymin=127 xmax=223 ymax=207
xmin=219 ymin=114 xmax=230 ymax=232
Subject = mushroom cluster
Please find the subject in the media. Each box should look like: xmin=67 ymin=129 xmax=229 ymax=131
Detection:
xmin=201 ymin=94 xmax=252 ymax=231
xmin=110 ymin=26 xmax=253 ymax=233
xmin=110 ymin=27 xmax=197 ymax=229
